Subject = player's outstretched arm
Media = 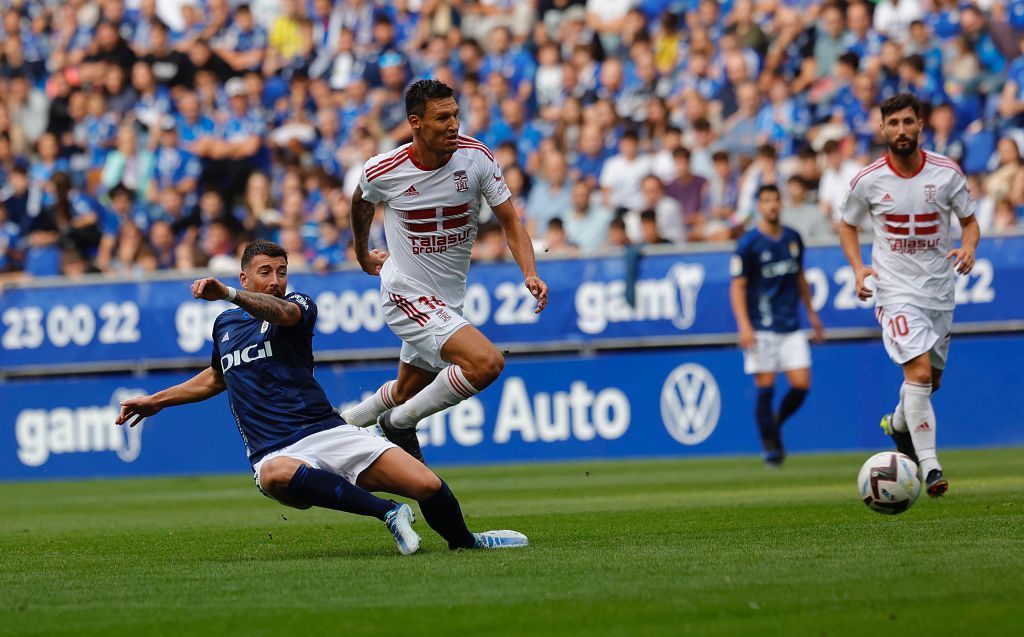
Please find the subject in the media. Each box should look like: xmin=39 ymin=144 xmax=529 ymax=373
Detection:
xmin=492 ymin=198 xmax=549 ymax=313
xmin=351 ymin=185 xmax=388 ymax=276
xmin=191 ymin=277 xmax=301 ymax=326
xmin=837 ymin=221 xmax=877 ymax=300
xmin=948 ymin=214 xmax=979 ymax=275
xmin=116 ymin=367 xmax=227 ymax=427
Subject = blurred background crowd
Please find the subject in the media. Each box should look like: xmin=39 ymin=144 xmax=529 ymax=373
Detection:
xmin=1 ymin=0 xmax=1023 ymax=280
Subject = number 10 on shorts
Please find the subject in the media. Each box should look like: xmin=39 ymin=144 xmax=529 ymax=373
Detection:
xmin=887 ymin=315 xmax=909 ymax=338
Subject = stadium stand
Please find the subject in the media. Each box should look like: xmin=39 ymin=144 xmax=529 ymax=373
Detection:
xmin=0 ymin=0 xmax=1022 ymax=282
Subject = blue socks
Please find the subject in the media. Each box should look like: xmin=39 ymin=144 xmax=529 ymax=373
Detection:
xmin=776 ymin=388 xmax=808 ymax=427
xmin=286 ymin=464 xmax=396 ymax=520
xmin=419 ymin=480 xmax=475 ymax=549
xmin=755 ymin=386 xmax=776 ymax=446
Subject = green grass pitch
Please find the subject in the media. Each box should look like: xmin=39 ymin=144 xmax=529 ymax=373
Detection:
xmin=2 ymin=449 xmax=1022 ymax=637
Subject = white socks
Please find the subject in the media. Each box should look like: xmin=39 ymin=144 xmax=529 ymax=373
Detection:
xmin=341 ymin=381 xmax=396 ymax=427
xmin=903 ymin=381 xmax=940 ymax=475
xmin=892 ymin=383 xmax=908 ymax=432
xmin=389 ymin=365 xmax=479 ymax=429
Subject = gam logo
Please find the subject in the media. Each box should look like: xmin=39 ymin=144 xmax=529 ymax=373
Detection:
xmin=15 ymin=388 xmax=147 ymax=467
xmin=575 ymin=263 xmax=705 ymax=335
xmin=660 ymin=363 xmax=720 ymax=445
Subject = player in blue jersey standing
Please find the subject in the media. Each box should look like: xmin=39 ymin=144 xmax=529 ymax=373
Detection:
xmin=729 ymin=185 xmax=825 ymax=467
xmin=116 ymin=240 xmax=527 ymax=554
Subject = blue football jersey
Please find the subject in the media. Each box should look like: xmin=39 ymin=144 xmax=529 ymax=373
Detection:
xmin=210 ymin=292 xmax=342 ymax=465
xmin=732 ymin=226 xmax=805 ymax=333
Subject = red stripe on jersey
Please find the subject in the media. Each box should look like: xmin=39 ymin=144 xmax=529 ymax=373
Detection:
xmin=457 ymin=136 xmax=495 ymax=160
xmin=405 ymin=208 xmax=437 ymax=220
xmin=442 ymin=202 xmax=470 ymax=216
xmin=366 ymin=150 xmax=407 ymax=179
xmin=457 ymin=144 xmax=495 ymax=161
xmin=885 ymin=214 xmax=910 ymax=223
xmin=367 ymin=154 xmax=410 ymax=182
xmin=447 ymin=367 xmax=474 ymax=398
xmin=849 ymin=159 xmax=887 ymax=189
xmin=917 ymin=212 xmax=939 ymax=222
xmin=916 ymin=225 xmax=939 ymax=235
xmin=926 ymin=157 xmax=965 ymax=177
xmin=404 ymin=203 xmax=471 ymax=221
xmin=403 ymin=220 xmax=439 ymax=233
xmin=886 ymin=225 xmax=910 ymax=235
xmin=442 ymin=216 xmax=470 ymax=230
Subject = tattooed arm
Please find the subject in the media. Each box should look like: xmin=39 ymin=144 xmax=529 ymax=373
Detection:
xmin=191 ymin=277 xmax=302 ymax=326
xmin=351 ymin=185 xmax=388 ymax=276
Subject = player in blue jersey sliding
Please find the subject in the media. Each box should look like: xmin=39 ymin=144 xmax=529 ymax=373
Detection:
xmin=729 ymin=184 xmax=825 ymax=468
xmin=115 ymin=239 xmax=527 ymax=554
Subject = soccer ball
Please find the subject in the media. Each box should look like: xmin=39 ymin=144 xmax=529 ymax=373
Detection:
xmin=857 ymin=451 xmax=922 ymax=515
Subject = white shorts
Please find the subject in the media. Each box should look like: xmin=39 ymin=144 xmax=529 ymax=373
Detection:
xmin=743 ymin=330 xmax=812 ymax=375
xmin=876 ymin=304 xmax=952 ymax=368
xmin=382 ymin=285 xmax=469 ymax=373
xmin=252 ymin=424 xmax=397 ymax=506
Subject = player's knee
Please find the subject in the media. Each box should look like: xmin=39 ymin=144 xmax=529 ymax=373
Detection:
xmin=259 ymin=459 xmax=299 ymax=496
xmin=905 ymin=365 xmax=932 ymax=385
xmin=478 ymin=350 xmax=505 ymax=382
xmin=931 ymin=379 xmax=941 ymax=393
xmin=410 ymin=472 xmax=442 ymax=501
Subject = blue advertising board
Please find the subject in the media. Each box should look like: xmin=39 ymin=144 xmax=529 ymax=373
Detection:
xmin=2 ymin=335 xmax=1022 ymax=480
xmin=1 ymin=236 xmax=1022 ymax=372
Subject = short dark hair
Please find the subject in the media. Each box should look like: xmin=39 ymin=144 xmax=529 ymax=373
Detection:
xmin=405 ymin=79 xmax=455 ymax=118
xmin=241 ymin=239 xmax=288 ymax=271
xmin=757 ymin=184 xmax=781 ymax=199
xmin=109 ymin=183 xmax=134 ymax=201
xmin=880 ymin=92 xmax=922 ymax=119
xmin=901 ymin=54 xmax=925 ymax=73
xmin=838 ymin=51 xmax=860 ymax=70
xmin=673 ymin=146 xmax=691 ymax=160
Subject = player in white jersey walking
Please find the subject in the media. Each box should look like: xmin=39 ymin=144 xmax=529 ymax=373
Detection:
xmin=838 ymin=93 xmax=979 ymax=497
xmin=341 ymin=79 xmax=549 ymax=461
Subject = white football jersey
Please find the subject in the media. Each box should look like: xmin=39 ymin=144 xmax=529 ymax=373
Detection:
xmin=358 ymin=136 xmax=511 ymax=307
xmin=841 ymin=151 xmax=976 ymax=311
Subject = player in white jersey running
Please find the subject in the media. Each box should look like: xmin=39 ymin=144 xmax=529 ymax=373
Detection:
xmin=838 ymin=93 xmax=979 ymax=497
xmin=341 ymin=79 xmax=549 ymax=461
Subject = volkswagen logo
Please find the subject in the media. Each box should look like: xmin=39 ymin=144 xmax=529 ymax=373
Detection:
xmin=660 ymin=363 xmax=720 ymax=445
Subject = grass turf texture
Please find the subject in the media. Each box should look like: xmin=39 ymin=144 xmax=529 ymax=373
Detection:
xmin=1 ymin=450 xmax=1022 ymax=637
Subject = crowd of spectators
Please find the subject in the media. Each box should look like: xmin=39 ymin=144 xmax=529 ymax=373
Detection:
xmin=1 ymin=0 xmax=1024 ymax=281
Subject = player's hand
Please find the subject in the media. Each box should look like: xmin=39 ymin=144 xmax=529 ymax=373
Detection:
xmin=946 ymin=247 xmax=975 ymax=275
xmin=738 ymin=325 xmax=756 ymax=350
xmin=191 ymin=277 xmax=230 ymax=301
xmin=360 ymin=249 xmax=388 ymax=276
xmin=525 ymin=275 xmax=549 ymax=313
xmin=116 ymin=395 xmax=162 ymax=428
xmin=809 ymin=312 xmax=825 ymax=344
xmin=854 ymin=266 xmax=879 ymax=300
